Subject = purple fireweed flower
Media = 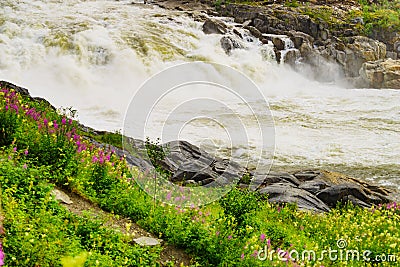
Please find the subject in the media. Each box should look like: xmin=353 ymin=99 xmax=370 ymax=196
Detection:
xmin=61 ymin=118 xmax=67 ymax=125
xmin=92 ymin=156 xmax=98 ymax=163
xmin=241 ymin=253 xmax=245 ymax=260
xmin=53 ymin=121 xmax=58 ymax=129
xmin=166 ymin=192 xmax=172 ymax=200
xmin=23 ymin=163 xmax=27 ymax=169
xmin=4 ymin=105 xmax=8 ymax=111
xmin=260 ymin=233 xmax=266 ymax=242
xmin=68 ymin=119 xmax=73 ymax=125
xmin=43 ymin=118 xmax=48 ymax=125
xmin=267 ymin=239 xmax=271 ymax=248
xmin=228 ymin=235 xmax=232 ymax=240
xmin=252 ymin=250 xmax=258 ymax=257
xmin=0 ymin=242 xmax=5 ymax=266
xmin=13 ymin=147 xmax=17 ymax=152
xmin=106 ymin=154 xmax=111 ymax=161
xmin=24 ymin=150 xmax=28 ymax=156
xmin=216 ymin=231 xmax=220 ymax=236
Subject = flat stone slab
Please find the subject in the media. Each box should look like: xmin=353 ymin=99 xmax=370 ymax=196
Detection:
xmin=133 ymin=237 xmax=162 ymax=246
xmin=51 ymin=188 xmax=73 ymax=205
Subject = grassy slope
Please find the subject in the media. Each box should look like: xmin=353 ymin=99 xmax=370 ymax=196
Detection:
xmin=0 ymin=86 xmax=399 ymax=267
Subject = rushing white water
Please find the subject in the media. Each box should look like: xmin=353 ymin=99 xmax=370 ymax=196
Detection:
xmin=1 ymin=0 xmax=399 ymax=189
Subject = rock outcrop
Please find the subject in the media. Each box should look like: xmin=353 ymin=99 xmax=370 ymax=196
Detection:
xmin=359 ymin=59 xmax=400 ymax=89
xmin=154 ymin=139 xmax=393 ymax=212
xmin=202 ymin=18 xmax=228 ymax=35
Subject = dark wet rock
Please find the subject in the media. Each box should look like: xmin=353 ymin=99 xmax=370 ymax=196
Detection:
xmin=316 ymin=184 xmax=382 ymax=208
xmin=161 ymin=140 xmax=244 ymax=185
xmin=202 ymin=18 xmax=227 ymax=35
xmin=287 ymin=31 xmax=314 ymax=49
xmin=259 ymin=183 xmax=331 ymax=212
xmin=244 ymin=25 xmax=262 ymax=39
xmin=258 ymin=172 xmax=301 ymax=187
xmin=201 ymin=178 xmax=215 ymax=186
xmin=283 ymin=49 xmax=300 ymax=66
xmin=293 ymin=170 xmax=320 ymax=181
xmin=272 ymin=37 xmax=285 ymax=50
xmin=299 ymin=180 xmax=329 ymax=195
xmin=220 ymin=35 xmax=244 ymax=55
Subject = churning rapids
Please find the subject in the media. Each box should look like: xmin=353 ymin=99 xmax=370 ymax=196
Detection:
xmin=0 ymin=0 xmax=399 ymax=189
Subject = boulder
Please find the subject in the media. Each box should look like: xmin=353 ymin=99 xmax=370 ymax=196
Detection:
xmin=338 ymin=36 xmax=386 ymax=77
xmin=316 ymin=184 xmax=383 ymax=208
xmin=282 ymin=49 xmax=300 ymax=66
xmin=272 ymin=37 xmax=285 ymax=50
xmin=359 ymin=59 xmax=400 ymax=89
xmin=161 ymin=140 xmax=245 ymax=185
xmin=202 ymin=18 xmax=227 ymax=35
xmin=259 ymin=183 xmax=331 ymax=212
xmin=244 ymin=25 xmax=262 ymax=39
xmin=220 ymin=35 xmax=244 ymax=55
xmin=288 ymin=31 xmax=314 ymax=49
xmin=257 ymin=170 xmax=392 ymax=211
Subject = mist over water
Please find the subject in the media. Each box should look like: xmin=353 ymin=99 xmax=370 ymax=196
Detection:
xmin=1 ymin=0 xmax=399 ymax=189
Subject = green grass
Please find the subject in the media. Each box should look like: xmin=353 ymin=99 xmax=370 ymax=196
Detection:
xmin=0 ymin=86 xmax=399 ymax=266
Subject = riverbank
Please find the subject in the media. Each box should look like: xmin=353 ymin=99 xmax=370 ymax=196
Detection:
xmin=0 ymin=81 xmax=399 ymax=265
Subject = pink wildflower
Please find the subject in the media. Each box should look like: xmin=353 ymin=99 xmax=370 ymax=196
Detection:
xmin=260 ymin=233 xmax=266 ymax=242
xmin=0 ymin=243 xmax=5 ymax=266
